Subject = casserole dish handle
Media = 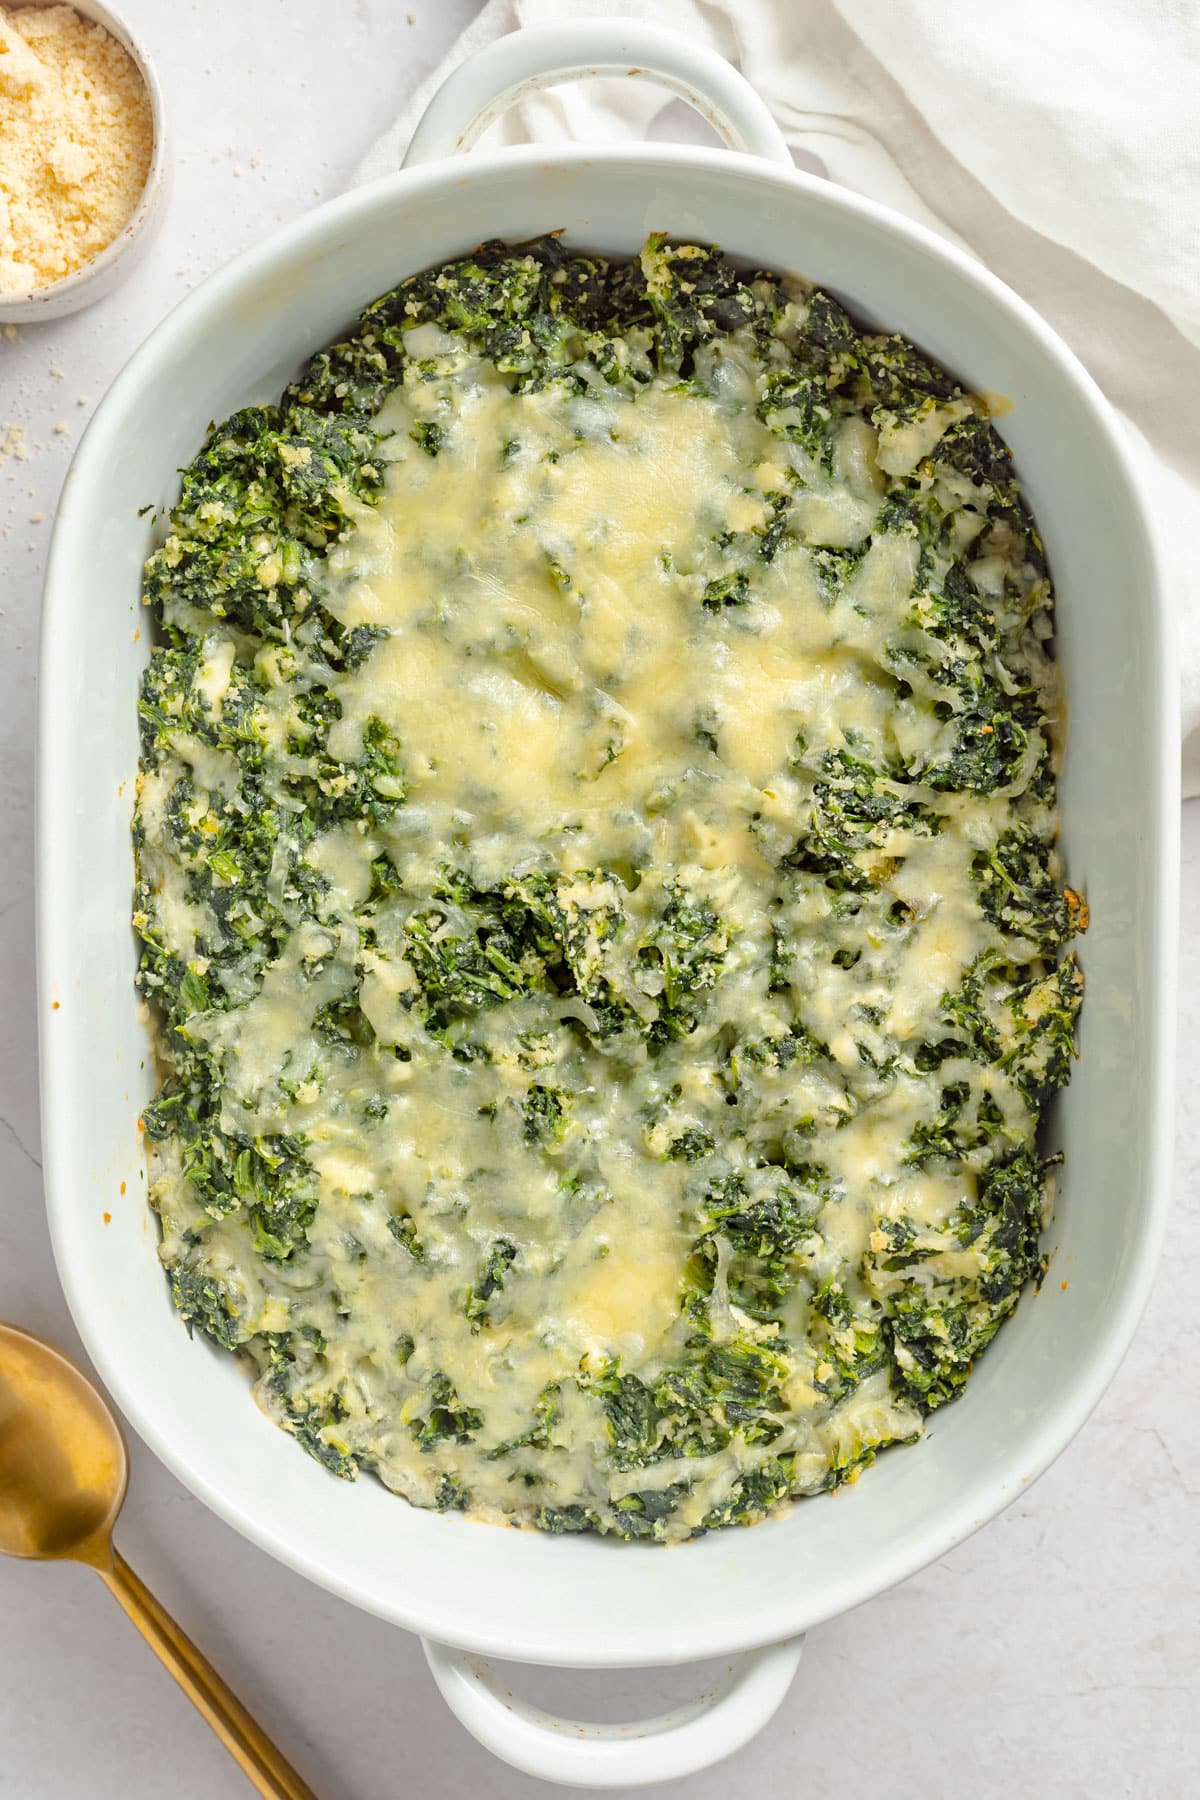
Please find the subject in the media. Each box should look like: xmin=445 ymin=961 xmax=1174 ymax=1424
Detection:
xmin=422 ymin=1634 xmax=806 ymax=1788
xmin=402 ymin=19 xmax=793 ymax=169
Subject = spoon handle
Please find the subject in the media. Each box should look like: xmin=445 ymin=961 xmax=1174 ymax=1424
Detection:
xmin=98 ymin=1547 xmax=318 ymax=1799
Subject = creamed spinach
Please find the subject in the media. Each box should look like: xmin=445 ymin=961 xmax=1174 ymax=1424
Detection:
xmin=133 ymin=235 xmax=1084 ymax=1541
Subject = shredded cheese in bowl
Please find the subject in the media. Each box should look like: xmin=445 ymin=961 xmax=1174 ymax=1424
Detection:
xmin=0 ymin=3 xmax=153 ymax=294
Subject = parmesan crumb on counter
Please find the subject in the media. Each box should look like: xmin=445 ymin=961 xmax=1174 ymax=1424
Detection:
xmin=0 ymin=3 xmax=153 ymax=294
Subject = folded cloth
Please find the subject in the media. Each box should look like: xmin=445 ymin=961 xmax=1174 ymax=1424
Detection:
xmin=356 ymin=0 xmax=1200 ymax=793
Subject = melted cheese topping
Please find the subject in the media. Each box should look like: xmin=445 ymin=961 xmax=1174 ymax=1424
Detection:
xmin=138 ymin=253 xmax=1073 ymax=1542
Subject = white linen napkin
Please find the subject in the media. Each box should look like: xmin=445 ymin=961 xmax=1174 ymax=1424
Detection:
xmin=356 ymin=0 xmax=1200 ymax=794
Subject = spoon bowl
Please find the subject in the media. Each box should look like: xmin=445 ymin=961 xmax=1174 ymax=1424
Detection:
xmin=0 ymin=1322 xmax=315 ymax=1798
xmin=0 ymin=1323 xmax=127 ymax=1562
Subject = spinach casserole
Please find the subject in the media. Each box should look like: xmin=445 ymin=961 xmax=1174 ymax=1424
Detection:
xmin=133 ymin=236 xmax=1084 ymax=1542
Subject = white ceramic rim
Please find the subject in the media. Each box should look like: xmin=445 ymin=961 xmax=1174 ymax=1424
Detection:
xmin=0 ymin=0 xmax=169 ymax=323
xmin=38 ymin=135 xmax=1178 ymax=1662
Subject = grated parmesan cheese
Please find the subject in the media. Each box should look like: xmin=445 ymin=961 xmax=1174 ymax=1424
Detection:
xmin=0 ymin=4 xmax=153 ymax=293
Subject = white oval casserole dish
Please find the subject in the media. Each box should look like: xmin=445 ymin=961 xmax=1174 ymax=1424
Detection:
xmin=37 ymin=22 xmax=1177 ymax=1788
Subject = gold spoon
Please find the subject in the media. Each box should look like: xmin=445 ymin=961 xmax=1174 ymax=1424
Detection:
xmin=0 ymin=1321 xmax=317 ymax=1799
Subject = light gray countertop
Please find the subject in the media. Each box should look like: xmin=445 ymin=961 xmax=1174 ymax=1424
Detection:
xmin=1 ymin=2 xmax=1195 ymax=1793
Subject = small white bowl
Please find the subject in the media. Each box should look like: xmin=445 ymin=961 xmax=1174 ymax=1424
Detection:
xmin=0 ymin=0 xmax=169 ymax=324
